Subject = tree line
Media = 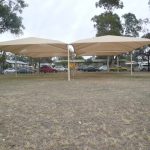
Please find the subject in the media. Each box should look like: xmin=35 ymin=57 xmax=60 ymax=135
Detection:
xmin=92 ymin=0 xmax=150 ymax=38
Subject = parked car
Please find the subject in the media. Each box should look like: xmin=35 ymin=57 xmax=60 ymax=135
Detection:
xmin=54 ymin=66 xmax=67 ymax=72
xmin=40 ymin=65 xmax=57 ymax=73
xmin=77 ymin=66 xmax=87 ymax=71
xmin=99 ymin=65 xmax=108 ymax=71
xmin=83 ymin=66 xmax=99 ymax=72
xmin=3 ymin=68 xmax=16 ymax=74
xmin=138 ymin=63 xmax=149 ymax=71
xmin=17 ymin=67 xmax=34 ymax=74
xmin=110 ymin=66 xmax=128 ymax=72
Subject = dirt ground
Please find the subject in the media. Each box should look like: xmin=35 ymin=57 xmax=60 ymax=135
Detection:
xmin=0 ymin=73 xmax=150 ymax=150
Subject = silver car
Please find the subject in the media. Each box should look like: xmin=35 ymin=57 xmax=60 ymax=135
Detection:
xmin=98 ymin=65 xmax=108 ymax=71
xmin=54 ymin=66 xmax=67 ymax=72
xmin=3 ymin=68 xmax=17 ymax=74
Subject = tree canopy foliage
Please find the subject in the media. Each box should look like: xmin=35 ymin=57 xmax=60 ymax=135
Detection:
xmin=92 ymin=0 xmax=149 ymax=38
xmin=75 ymin=56 xmax=84 ymax=60
xmin=92 ymin=12 xmax=123 ymax=36
xmin=122 ymin=13 xmax=142 ymax=37
xmin=0 ymin=0 xmax=28 ymax=35
xmin=142 ymin=33 xmax=150 ymax=39
xmin=92 ymin=0 xmax=124 ymax=36
xmin=95 ymin=0 xmax=123 ymax=12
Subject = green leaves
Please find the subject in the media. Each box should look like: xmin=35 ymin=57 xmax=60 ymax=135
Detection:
xmin=0 ymin=0 xmax=27 ymax=35
xmin=0 ymin=51 xmax=6 ymax=70
xmin=0 ymin=55 xmax=6 ymax=63
xmin=93 ymin=0 xmax=124 ymax=36
xmin=142 ymin=33 xmax=150 ymax=39
xmin=122 ymin=13 xmax=142 ymax=37
xmin=93 ymin=0 xmax=149 ymax=37
xmin=95 ymin=0 xmax=123 ymax=12
xmin=92 ymin=12 xmax=123 ymax=36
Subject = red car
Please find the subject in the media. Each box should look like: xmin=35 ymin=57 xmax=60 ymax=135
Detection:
xmin=40 ymin=66 xmax=57 ymax=73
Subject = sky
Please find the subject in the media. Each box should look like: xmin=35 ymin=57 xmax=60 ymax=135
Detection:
xmin=0 ymin=0 xmax=149 ymax=43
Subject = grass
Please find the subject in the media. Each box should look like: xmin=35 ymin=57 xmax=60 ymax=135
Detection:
xmin=0 ymin=71 xmax=150 ymax=81
xmin=0 ymin=71 xmax=150 ymax=149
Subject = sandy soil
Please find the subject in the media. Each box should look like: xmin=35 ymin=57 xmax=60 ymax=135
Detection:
xmin=0 ymin=73 xmax=150 ymax=150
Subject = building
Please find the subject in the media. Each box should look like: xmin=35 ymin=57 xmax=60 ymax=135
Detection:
xmin=6 ymin=60 xmax=28 ymax=68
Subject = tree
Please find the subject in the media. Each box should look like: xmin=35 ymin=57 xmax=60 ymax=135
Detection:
xmin=85 ymin=57 xmax=93 ymax=65
xmin=92 ymin=0 xmax=124 ymax=36
xmin=95 ymin=56 xmax=107 ymax=59
xmin=122 ymin=13 xmax=142 ymax=37
xmin=92 ymin=12 xmax=123 ymax=36
xmin=75 ymin=56 xmax=84 ymax=60
xmin=0 ymin=0 xmax=28 ymax=70
xmin=92 ymin=0 xmax=124 ymax=64
xmin=0 ymin=0 xmax=28 ymax=35
xmin=92 ymin=0 xmax=148 ymax=37
xmin=143 ymin=33 xmax=150 ymax=39
xmin=95 ymin=0 xmax=123 ymax=12
xmin=0 ymin=51 xmax=6 ymax=70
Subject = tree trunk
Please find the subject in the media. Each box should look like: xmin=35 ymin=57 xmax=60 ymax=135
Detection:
xmin=2 ymin=51 xmax=6 ymax=71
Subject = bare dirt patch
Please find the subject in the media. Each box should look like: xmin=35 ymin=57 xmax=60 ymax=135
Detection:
xmin=0 ymin=73 xmax=150 ymax=150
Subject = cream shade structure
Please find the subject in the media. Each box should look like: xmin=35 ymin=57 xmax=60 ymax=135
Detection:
xmin=72 ymin=35 xmax=150 ymax=56
xmin=0 ymin=37 xmax=68 ymax=57
xmin=72 ymin=35 xmax=150 ymax=75
xmin=0 ymin=37 xmax=71 ymax=81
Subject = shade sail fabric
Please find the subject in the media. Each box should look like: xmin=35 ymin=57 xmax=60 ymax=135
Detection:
xmin=0 ymin=37 xmax=68 ymax=57
xmin=72 ymin=35 xmax=150 ymax=56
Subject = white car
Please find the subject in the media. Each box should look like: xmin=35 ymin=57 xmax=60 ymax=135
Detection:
xmin=138 ymin=63 xmax=149 ymax=71
xmin=54 ymin=66 xmax=67 ymax=72
xmin=3 ymin=68 xmax=17 ymax=74
xmin=98 ymin=65 xmax=108 ymax=71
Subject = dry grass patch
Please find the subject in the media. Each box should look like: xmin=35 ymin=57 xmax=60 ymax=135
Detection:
xmin=0 ymin=72 xmax=150 ymax=149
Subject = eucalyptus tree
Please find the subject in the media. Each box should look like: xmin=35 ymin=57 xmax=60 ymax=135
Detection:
xmin=0 ymin=0 xmax=28 ymax=34
xmin=95 ymin=0 xmax=123 ymax=12
xmin=122 ymin=13 xmax=142 ymax=37
xmin=0 ymin=0 xmax=28 ymax=70
xmin=92 ymin=0 xmax=124 ymax=36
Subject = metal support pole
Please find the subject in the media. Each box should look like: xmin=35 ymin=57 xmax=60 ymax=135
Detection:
xmin=148 ymin=55 xmax=150 ymax=72
xmin=117 ymin=56 xmax=119 ymax=73
xmin=131 ymin=53 xmax=133 ymax=76
xmin=38 ymin=58 xmax=40 ymax=75
xmin=107 ymin=56 xmax=110 ymax=72
xmin=15 ymin=54 xmax=17 ymax=77
xmin=67 ymin=46 xmax=71 ymax=81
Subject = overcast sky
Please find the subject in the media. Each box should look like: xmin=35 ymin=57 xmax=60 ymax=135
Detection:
xmin=0 ymin=0 xmax=149 ymax=43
